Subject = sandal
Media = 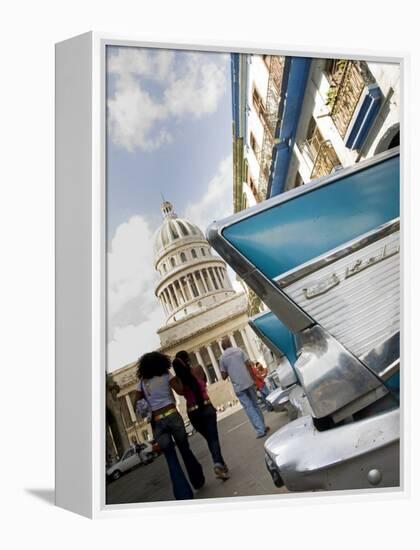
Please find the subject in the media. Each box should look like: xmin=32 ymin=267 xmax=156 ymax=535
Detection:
xmin=214 ymin=465 xmax=230 ymax=481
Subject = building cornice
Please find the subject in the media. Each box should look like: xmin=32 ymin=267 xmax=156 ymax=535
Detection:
xmin=158 ymin=305 xmax=249 ymax=352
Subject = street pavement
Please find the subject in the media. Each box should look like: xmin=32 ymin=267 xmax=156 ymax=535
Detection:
xmin=106 ymin=407 xmax=290 ymax=504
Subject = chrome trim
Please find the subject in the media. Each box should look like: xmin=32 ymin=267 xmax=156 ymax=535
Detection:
xmin=275 ymin=359 xmax=298 ymax=388
xmin=264 ymin=408 xmax=400 ymax=491
xmin=283 ymin=231 xmax=400 ymax=360
xmin=331 ymin=385 xmax=389 ymax=424
xmin=266 ymin=385 xmax=295 ymax=411
xmin=276 ymin=219 xmax=399 ymax=287
xmin=360 ymin=332 xmax=400 ymax=380
xmin=294 ymin=325 xmax=386 ymax=419
xmin=379 ymin=360 xmax=400 ymax=382
xmin=288 ymin=384 xmax=313 ymax=417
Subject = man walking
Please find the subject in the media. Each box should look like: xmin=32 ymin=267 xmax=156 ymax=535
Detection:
xmin=219 ymin=336 xmax=270 ymax=438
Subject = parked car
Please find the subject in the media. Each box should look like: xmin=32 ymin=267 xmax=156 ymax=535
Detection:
xmin=106 ymin=444 xmax=154 ymax=482
xmin=136 ymin=441 xmax=155 ymax=459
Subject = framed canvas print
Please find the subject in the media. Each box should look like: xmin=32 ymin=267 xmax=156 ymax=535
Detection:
xmin=55 ymin=32 xmax=405 ymax=518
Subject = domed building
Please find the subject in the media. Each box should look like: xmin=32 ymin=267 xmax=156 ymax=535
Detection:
xmin=154 ymin=200 xmax=235 ymax=325
xmin=154 ymin=200 xmax=263 ymax=396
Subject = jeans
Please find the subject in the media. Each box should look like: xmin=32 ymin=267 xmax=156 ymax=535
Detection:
xmin=236 ymin=386 xmax=266 ymax=436
xmin=188 ymin=404 xmax=225 ymax=468
xmin=153 ymin=411 xmax=205 ymax=500
xmin=258 ymin=384 xmax=274 ymax=411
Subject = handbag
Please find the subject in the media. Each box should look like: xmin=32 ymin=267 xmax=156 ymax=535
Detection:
xmin=135 ymin=379 xmax=153 ymax=422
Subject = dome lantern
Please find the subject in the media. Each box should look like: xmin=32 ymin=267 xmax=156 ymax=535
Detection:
xmin=161 ymin=200 xmax=177 ymax=219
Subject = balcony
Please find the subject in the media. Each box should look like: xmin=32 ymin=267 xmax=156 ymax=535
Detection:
xmin=327 ymin=60 xmax=382 ymax=150
xmin=310 ymin=140 xmax=341 ymax=179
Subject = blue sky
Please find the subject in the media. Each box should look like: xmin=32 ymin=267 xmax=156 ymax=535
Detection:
xmin=106 ymin=46 xmax=236 ymax=372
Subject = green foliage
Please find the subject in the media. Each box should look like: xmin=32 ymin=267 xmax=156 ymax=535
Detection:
xmin=325 ymin=86 xmax=338 ymax=107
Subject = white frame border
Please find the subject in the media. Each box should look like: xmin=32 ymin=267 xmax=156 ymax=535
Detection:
xmin=56 ymin=31 xmax=410 ymax=519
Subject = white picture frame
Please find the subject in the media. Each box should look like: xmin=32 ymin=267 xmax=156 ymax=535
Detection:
xmin=55 ymin=31 xmax=407 ymax=519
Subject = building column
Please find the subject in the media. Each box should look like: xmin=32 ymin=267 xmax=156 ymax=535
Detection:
xmin=192 ymin=271 xmax=201 ymax=296
xmin=170 ymin=284 xmax=179 ymax=307
xmin=159 ymin=293 xmax=168 ymax=315
xmin=205 ymin=268 xmax=215 ymax=291
xmin=173 ymin=283 xmax=182 ymax=306
xmin=214 ymin=267 xmax=223 ymax=288
xmin=200 ymin=270 xmax=210 ymax=292
xmin=211 ymin=268 xmax=220 ymax=289
xmin=245 ymin=325 xmax=260 ymax=360
xmin=195 ymin=349 xmax=211 ymax=382
xmin=164 ymin=293 xmax=171 ymax=315
xmin=179 ymin=279 xmax=187 ymax=303
xmin=220 ymin=267 xmax=228 ymax=288
xmin=166 ymin=286 xmax=176 ymax=313
xmin=186 ymin=275 xmax=194 ymax=300
xmin=165 ymin=287 xmax=174 ymax=310
xmin=125 ymin=394 xmax=137 ymax=423
xmin=229 ymin=332 xmax=237 ymax=347
xmin=240 ymin=327 xmax=256 ymax=361
xmin=166 ymin=286 xmax=173 ymax=308
xmin=206 ymin=344 xmax=222 ymax=381
xmin=217 ymin=339 xmax=224 ymax=354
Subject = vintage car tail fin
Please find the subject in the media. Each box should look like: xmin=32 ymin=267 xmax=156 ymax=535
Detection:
xmin=207 ymin=149 xmax=400 ymax=419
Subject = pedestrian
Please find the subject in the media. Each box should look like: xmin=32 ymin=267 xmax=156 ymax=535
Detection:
xmin=135 ymin=351 xmax=205 ymax=500
xmin=130 ymin=436 xmax=142 ymax=461
xmin=219 ymin=336 xmax=270 ymax=438
xmin=252 ymin=362 xmax=274 ymax=412
xmin=172 ymin=350 xmax=229 ymax=481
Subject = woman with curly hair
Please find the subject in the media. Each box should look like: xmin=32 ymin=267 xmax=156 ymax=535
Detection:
xmin=172 ymin=350 xmax=229 ymax=481
xmin=135 ymin=351 xmax=204 ymax=500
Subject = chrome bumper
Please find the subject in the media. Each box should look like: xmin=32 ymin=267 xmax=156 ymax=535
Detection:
xmin=264 ymin=408 xmax=400 ymax=491
xmin=266 ymin=385 xmax=295 ymax=411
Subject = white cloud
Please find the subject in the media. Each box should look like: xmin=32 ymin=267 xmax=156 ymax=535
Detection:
xmin=107 ymin=48 xmax=227 ymax=152
xmin=108 ymin=48 xmax=174 ymax=80
xmin=184 ymin=155 xmax=233 ymax=232
xmin=163 ymin=52 xmax=227 ymax=118
xmin=108 ymin=306 xmax=164 ymax=373
xmin=107 ymin=215 xmax=166 ymax=372
xmin=108 ymin=215 xmax=156 ymax=319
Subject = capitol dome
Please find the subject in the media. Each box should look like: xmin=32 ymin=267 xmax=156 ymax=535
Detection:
xmin=153 ymin=200 xmax=235 ymax=324
xmin=153 ymin=201 xmax=205 ymax=262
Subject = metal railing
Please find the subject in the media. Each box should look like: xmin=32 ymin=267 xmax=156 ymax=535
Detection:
xmin=310 ymin=140 xmax=341 ymax=179
xmin=328 ymin=61 xmax=367 ymax=139
xmin=257 ymin=56 xmax=284 ymax=200
xmin=300 ymin=133 xmax=324 ymax=164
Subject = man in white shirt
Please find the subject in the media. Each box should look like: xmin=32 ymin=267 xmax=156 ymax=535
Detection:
xmin=219 ymin=336 xmax=269 ymax=438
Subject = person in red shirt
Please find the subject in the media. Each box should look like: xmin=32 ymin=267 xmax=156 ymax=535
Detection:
xmin=252 ymin=362 xmax=274 ymax=411
xmin=172 ymin=350 xmax=229 ymax=481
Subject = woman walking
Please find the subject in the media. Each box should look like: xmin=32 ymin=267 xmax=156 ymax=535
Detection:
xmin=172 ymin=350 xmax=229 ymax=481
xmin=135 ymin=351 xmax=205 ymax=500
